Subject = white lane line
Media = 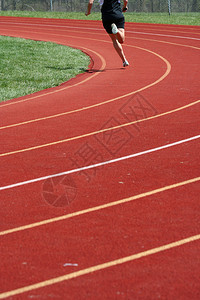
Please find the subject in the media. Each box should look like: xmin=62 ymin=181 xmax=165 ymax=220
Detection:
xmin=131 ymin=30 xmax=200 ymax=41
xmin=0 ymin=134 xmax=199 ymax=192
xmin=1 ymin=21 xmax=200 ymax=41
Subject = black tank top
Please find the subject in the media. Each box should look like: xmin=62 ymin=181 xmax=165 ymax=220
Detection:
xmin=101 ymin=0 xmax=122 ymax=16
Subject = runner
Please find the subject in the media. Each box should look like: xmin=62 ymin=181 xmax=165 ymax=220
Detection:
xmin=86 ymin=0 xmax=129 ymax=67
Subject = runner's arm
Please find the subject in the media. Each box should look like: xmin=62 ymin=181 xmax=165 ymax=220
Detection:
xmin=85 ymin=0 xmax=94 ymax=16
xmin=122 ymin=0 xmax=128 ymax=12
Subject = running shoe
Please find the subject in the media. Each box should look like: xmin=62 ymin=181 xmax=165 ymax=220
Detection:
xmin=123 ymin=60 xmax=129 ymax=67
xmin=111 ymin=23 xmax=119 ymax=34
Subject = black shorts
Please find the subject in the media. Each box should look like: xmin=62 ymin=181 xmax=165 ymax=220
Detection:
xmin=102 ymin=15 xmax=125 ymax=34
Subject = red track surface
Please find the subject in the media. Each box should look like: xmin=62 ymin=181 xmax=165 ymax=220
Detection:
xmin=0 ymin=16 xmax=200 ymax=299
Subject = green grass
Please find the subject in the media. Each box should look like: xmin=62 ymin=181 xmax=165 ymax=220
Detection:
xmin=125 ymin=12 xmax=200 ymax=25
xmin=0 ymin=10 xmax=200 ymax=26
xmin=0 ymin=36 xmax=90 ymax=102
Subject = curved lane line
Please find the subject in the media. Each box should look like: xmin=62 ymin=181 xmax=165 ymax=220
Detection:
xmin=130 ymin=30 xmax=200 ymax=41
xmin=130 ymin=36 xmax=200 ymax=51
xmin=0 ymin=233 xmax=199 ymax=298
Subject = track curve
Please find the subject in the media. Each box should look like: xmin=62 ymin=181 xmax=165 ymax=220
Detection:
xmin=0 ymin=16 xmax=199 ymax=299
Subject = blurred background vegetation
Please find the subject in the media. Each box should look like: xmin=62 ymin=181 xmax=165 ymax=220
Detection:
xmin=0 ymin=0 xmax=199 ymax=13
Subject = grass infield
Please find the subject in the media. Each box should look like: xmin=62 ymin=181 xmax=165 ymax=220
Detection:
xmin=0 ymin=36 xmax=90 ymax=102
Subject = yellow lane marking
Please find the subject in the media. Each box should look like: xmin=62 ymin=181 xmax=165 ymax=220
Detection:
xmin=0 ymin=233 xmax=199 ymax=298
xmin=131 ymin=29 xmax=200 ymax=36
xmin=0 ymin=98 xmax=199 ymax=158
xmin=132 ymin=35 xmax=200 ymax=50
xmin=1 ymin=176 xmax=199 ymax=236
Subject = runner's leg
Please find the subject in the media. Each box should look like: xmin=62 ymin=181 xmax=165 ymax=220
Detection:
xmin=109 ymin=33 xmax=126 ymax=63
xmin=116 ymin=28 xmax=125 ymax=44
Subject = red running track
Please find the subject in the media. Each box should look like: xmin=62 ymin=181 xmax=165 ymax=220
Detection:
xmin=0 ymin=17 xmax=200 ymax=299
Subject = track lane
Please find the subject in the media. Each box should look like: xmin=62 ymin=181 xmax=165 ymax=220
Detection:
xmin=0 ymin=181 xmax=199 ymax=295
xmin=18 ymin=238 xmax=199 ymax=300
xmin=1 ymin=16 xmax=200 ymax=33
xmin=0 ymin=97 xmax=199 ymax=188
xmin=0 ymin=135 xmax=199 ymax=233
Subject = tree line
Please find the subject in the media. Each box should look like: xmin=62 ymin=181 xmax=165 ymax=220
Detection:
xmin=0 ymin=0 xmax=199 ymax=12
